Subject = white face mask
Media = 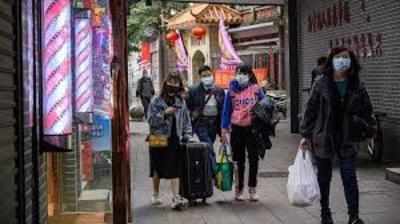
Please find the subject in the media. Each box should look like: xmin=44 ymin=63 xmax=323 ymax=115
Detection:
xmin=201 ymin=76 xmax=214 ymax=88
xmin=333 ymin=57 xmax=351 ymax=72
xmin=236 ymin=74 xmax=249 ymax=86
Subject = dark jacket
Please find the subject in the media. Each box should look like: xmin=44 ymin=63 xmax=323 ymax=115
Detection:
xmin=300 ymin=75 xmax=375 ymax=159
xmin=186 ymin=83 xmax=225 ymax=135
xmin=311 ymin=67 xmax=323 ymax=88
xmin=136 ymin=76 xmax=155 ymax=99
xmin=251 ymin=97 xmax=277 ymax=159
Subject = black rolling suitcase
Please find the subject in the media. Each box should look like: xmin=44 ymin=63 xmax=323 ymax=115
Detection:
xmin=180 ymin=142 xmax=213 ymax=204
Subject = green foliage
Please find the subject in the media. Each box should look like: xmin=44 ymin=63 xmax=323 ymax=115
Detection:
xmin=127 ymin=1 xmax=161 ymax=52
xmin=127 ymin=1 xmax=188 ymax=53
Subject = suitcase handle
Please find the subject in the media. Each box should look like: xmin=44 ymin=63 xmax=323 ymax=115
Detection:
xmin=194 ymin=160 xmax=201 ymax=184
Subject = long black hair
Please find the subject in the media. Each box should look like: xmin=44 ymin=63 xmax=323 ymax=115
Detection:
xmin=324 ymin=47 xmax=361 ymax=89
xmin=236 ymin=64 xmax=258 ymax=85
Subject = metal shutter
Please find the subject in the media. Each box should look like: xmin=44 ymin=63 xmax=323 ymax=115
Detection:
xmin=0 ymin=0 xmax=18 ymax=223
xmin=297 ymin=0 xmax=400 ymax=160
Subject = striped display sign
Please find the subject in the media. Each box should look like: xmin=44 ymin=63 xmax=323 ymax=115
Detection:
xmin=43 ymin=0 xmax=73 ymax=135
xmin=75 ymin=17 xmax=94 ymax=113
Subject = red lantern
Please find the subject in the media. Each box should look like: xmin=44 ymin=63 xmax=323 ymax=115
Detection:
xmin=166 ymin=31 xmax=179 ymax=44
xmin=192 ymin=26 xmax=206 ymax=40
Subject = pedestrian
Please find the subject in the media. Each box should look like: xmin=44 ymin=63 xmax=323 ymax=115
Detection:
xmin=221 ymin=64 xmax=266 ymax=202
xmin=147 ymin=73 xmax=192 ymax=209
xmin=300 ymin=47 xmax=376 ymax=224
xmin=311 ymin=56 xmax=327 ymax=88
xmin=186 ymin=65 xmax=225 ymax=178
xmin=136 ymin=70 xmax=155 ymax=118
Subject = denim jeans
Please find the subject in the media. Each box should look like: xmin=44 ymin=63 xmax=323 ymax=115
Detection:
xmin=193 ymin=117 xmax=218 ymax=177
xmin=315 ymin=156 xmax=359 ymax=217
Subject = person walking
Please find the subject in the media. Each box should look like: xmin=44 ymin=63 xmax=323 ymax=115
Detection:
xmin=221 ymin=64 xmax=265 ymax=202
xmin=311 ymin=56 xmax=327 ymax=88
xmin=136 ymin=70 xmax=155 ymax=118
xmin=147 ymin=73 xmax=192 ymax=209
xmin=186 ymin=65 xmax=225 ymax=177
xmin=300 ymin=47 xmax=375 ymax=224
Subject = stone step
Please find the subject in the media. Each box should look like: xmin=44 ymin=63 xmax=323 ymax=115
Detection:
xmin=48 ymin=212 xmax=108 ymax=224
xmin=78 ymin=189 xmax=111 ymax=212
xmin=386 ymin=168 xmax=400 ymax=185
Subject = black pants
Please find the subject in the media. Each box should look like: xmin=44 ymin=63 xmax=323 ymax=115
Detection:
xmin=231 ymin=125 xmax=259 ymax=190
xmin=140 ymin=96 xmax=151 ymax=118
xmin=315 ymin=156 xmax=359 ymax=217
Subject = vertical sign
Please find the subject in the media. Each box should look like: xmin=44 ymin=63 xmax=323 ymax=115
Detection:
xmin=43 ymin=0 xmax=73 ymax=135
xmin=75 ymin=16 xmax=94 ymax=113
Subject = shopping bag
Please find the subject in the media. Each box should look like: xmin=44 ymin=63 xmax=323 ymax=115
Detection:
xmin=215 ymin=144 xmax=234 ymax=192
xmin=129 ymin=98 xmax=144 ymax=121
xmin=287 ymin=149 xmax=320 ymax=207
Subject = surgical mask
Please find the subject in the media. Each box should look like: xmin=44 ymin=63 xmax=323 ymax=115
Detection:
xmin=333 ymin=57 xmax=351 ymax=72
xmin=201 ymin=76 xmax=214 ymax=89
xmin=235 ymin=74 xmax=249 ymax=86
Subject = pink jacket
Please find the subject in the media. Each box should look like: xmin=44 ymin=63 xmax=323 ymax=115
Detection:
xmin=230 ymin=84 xmax=260 ymax=127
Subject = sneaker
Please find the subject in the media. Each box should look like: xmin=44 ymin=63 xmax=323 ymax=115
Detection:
xmin=235 ymin=190 xmax=246 ymax=201
xmin=348 ymin=217 xmax=364 ymax=224
xmin=249 ymin=188 xmax=259 ymax=202
xmin=151 ymin=194 xmax=162 ymax=206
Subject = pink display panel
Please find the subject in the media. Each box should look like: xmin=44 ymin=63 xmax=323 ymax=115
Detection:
xmin=75 ymin=17 xmax=94 ymax=113
xmin=43 ymin=0 xmax=73 ymax=135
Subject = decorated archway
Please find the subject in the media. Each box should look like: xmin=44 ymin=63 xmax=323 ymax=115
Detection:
xmin=191 ymin=50 xmax=206 ymax=84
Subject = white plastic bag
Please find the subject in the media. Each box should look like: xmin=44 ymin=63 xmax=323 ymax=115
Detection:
xmin=287 ymin=149 xmax=320 ymax=207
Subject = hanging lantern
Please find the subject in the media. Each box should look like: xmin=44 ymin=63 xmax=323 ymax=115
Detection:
xmin=166 ymin=31 xmax=179 ymax=44
xmin=192 ymin=26 xmax=206 ymax=40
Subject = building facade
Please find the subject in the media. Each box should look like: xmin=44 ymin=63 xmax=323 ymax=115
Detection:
xmin=295 ymin=0 xmax=400 ymax=161
xmin=229 ymin=6 xmax=285 ymax=90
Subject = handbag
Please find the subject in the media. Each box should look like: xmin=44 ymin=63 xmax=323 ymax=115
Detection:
xmin=147 ymin=134 xmax=168 ymax=148
xmin=215 ymin=144 xmax=234 ymax=192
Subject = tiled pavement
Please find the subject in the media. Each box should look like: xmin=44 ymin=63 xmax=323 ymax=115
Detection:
xmin=130 ymin=121 xmax=400 ymax=224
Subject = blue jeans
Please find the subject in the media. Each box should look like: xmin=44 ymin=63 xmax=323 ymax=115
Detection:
xmin=315 ymin=156 xmax=359 ymax=217
xmin=193 ymin=117 xmax=218 ymax=177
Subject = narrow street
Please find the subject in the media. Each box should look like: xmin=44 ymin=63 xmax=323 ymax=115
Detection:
xmin=130 ymin=121 xmax=400 ymax=224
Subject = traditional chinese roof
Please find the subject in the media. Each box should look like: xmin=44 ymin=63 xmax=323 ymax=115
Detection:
xmin=167 ymin=4 xmax=242 ymax=30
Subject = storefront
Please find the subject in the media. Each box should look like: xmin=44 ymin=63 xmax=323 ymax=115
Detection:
xmin=295 ymin=0 xmax=400 ymax=161
xmin=0 ymin=0 xmax=131 ymax=223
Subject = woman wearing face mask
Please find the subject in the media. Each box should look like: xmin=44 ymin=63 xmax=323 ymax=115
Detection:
xmin=221 ymin=64 xmax=265 ymax=201
xmin=186 ymin=65 xmax=226 ymax=178
xmin=300 ymin=48 xmax=375 ymax=224
xmin=147 ymin=73 xmax=193 ymax=209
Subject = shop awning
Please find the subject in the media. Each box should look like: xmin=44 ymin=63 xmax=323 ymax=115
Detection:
xmin=167 ymin=4 xmax=242 ymax=30
xmin=228 ymin=22 xmax=278 ymax=39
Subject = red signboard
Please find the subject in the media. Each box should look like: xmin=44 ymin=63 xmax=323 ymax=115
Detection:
xmin=140 ymin=42 xmax=151 ymax=64
xmin=214 ymin=68 xmax=269 ymax=89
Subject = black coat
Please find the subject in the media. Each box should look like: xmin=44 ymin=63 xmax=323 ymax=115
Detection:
xmin=186 ymin=83 xmax=225 ymax=135
xmin=300 ymin=75 xmax=376 ymax=159
xmin=251 ymin=97 xmax=278 ymax=159
xmin=136 ymin=76 xmax=155 ymax=99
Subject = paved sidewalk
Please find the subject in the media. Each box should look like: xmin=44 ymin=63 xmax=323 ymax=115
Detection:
xmin=130 ymin=121 xmax=400 ymax=224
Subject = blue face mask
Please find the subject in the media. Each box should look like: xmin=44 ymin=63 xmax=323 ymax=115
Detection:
xmin=201 ymin=76 xmax=214 ymax=89
xmin=235 ymin=74 xmax=249 ymax=86
xmin=333 ymin=57 xmax=351 ymax=72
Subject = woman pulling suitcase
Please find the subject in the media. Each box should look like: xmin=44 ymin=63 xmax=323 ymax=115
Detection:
xmin=147 ymin=73 xmax=193 ymax=210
